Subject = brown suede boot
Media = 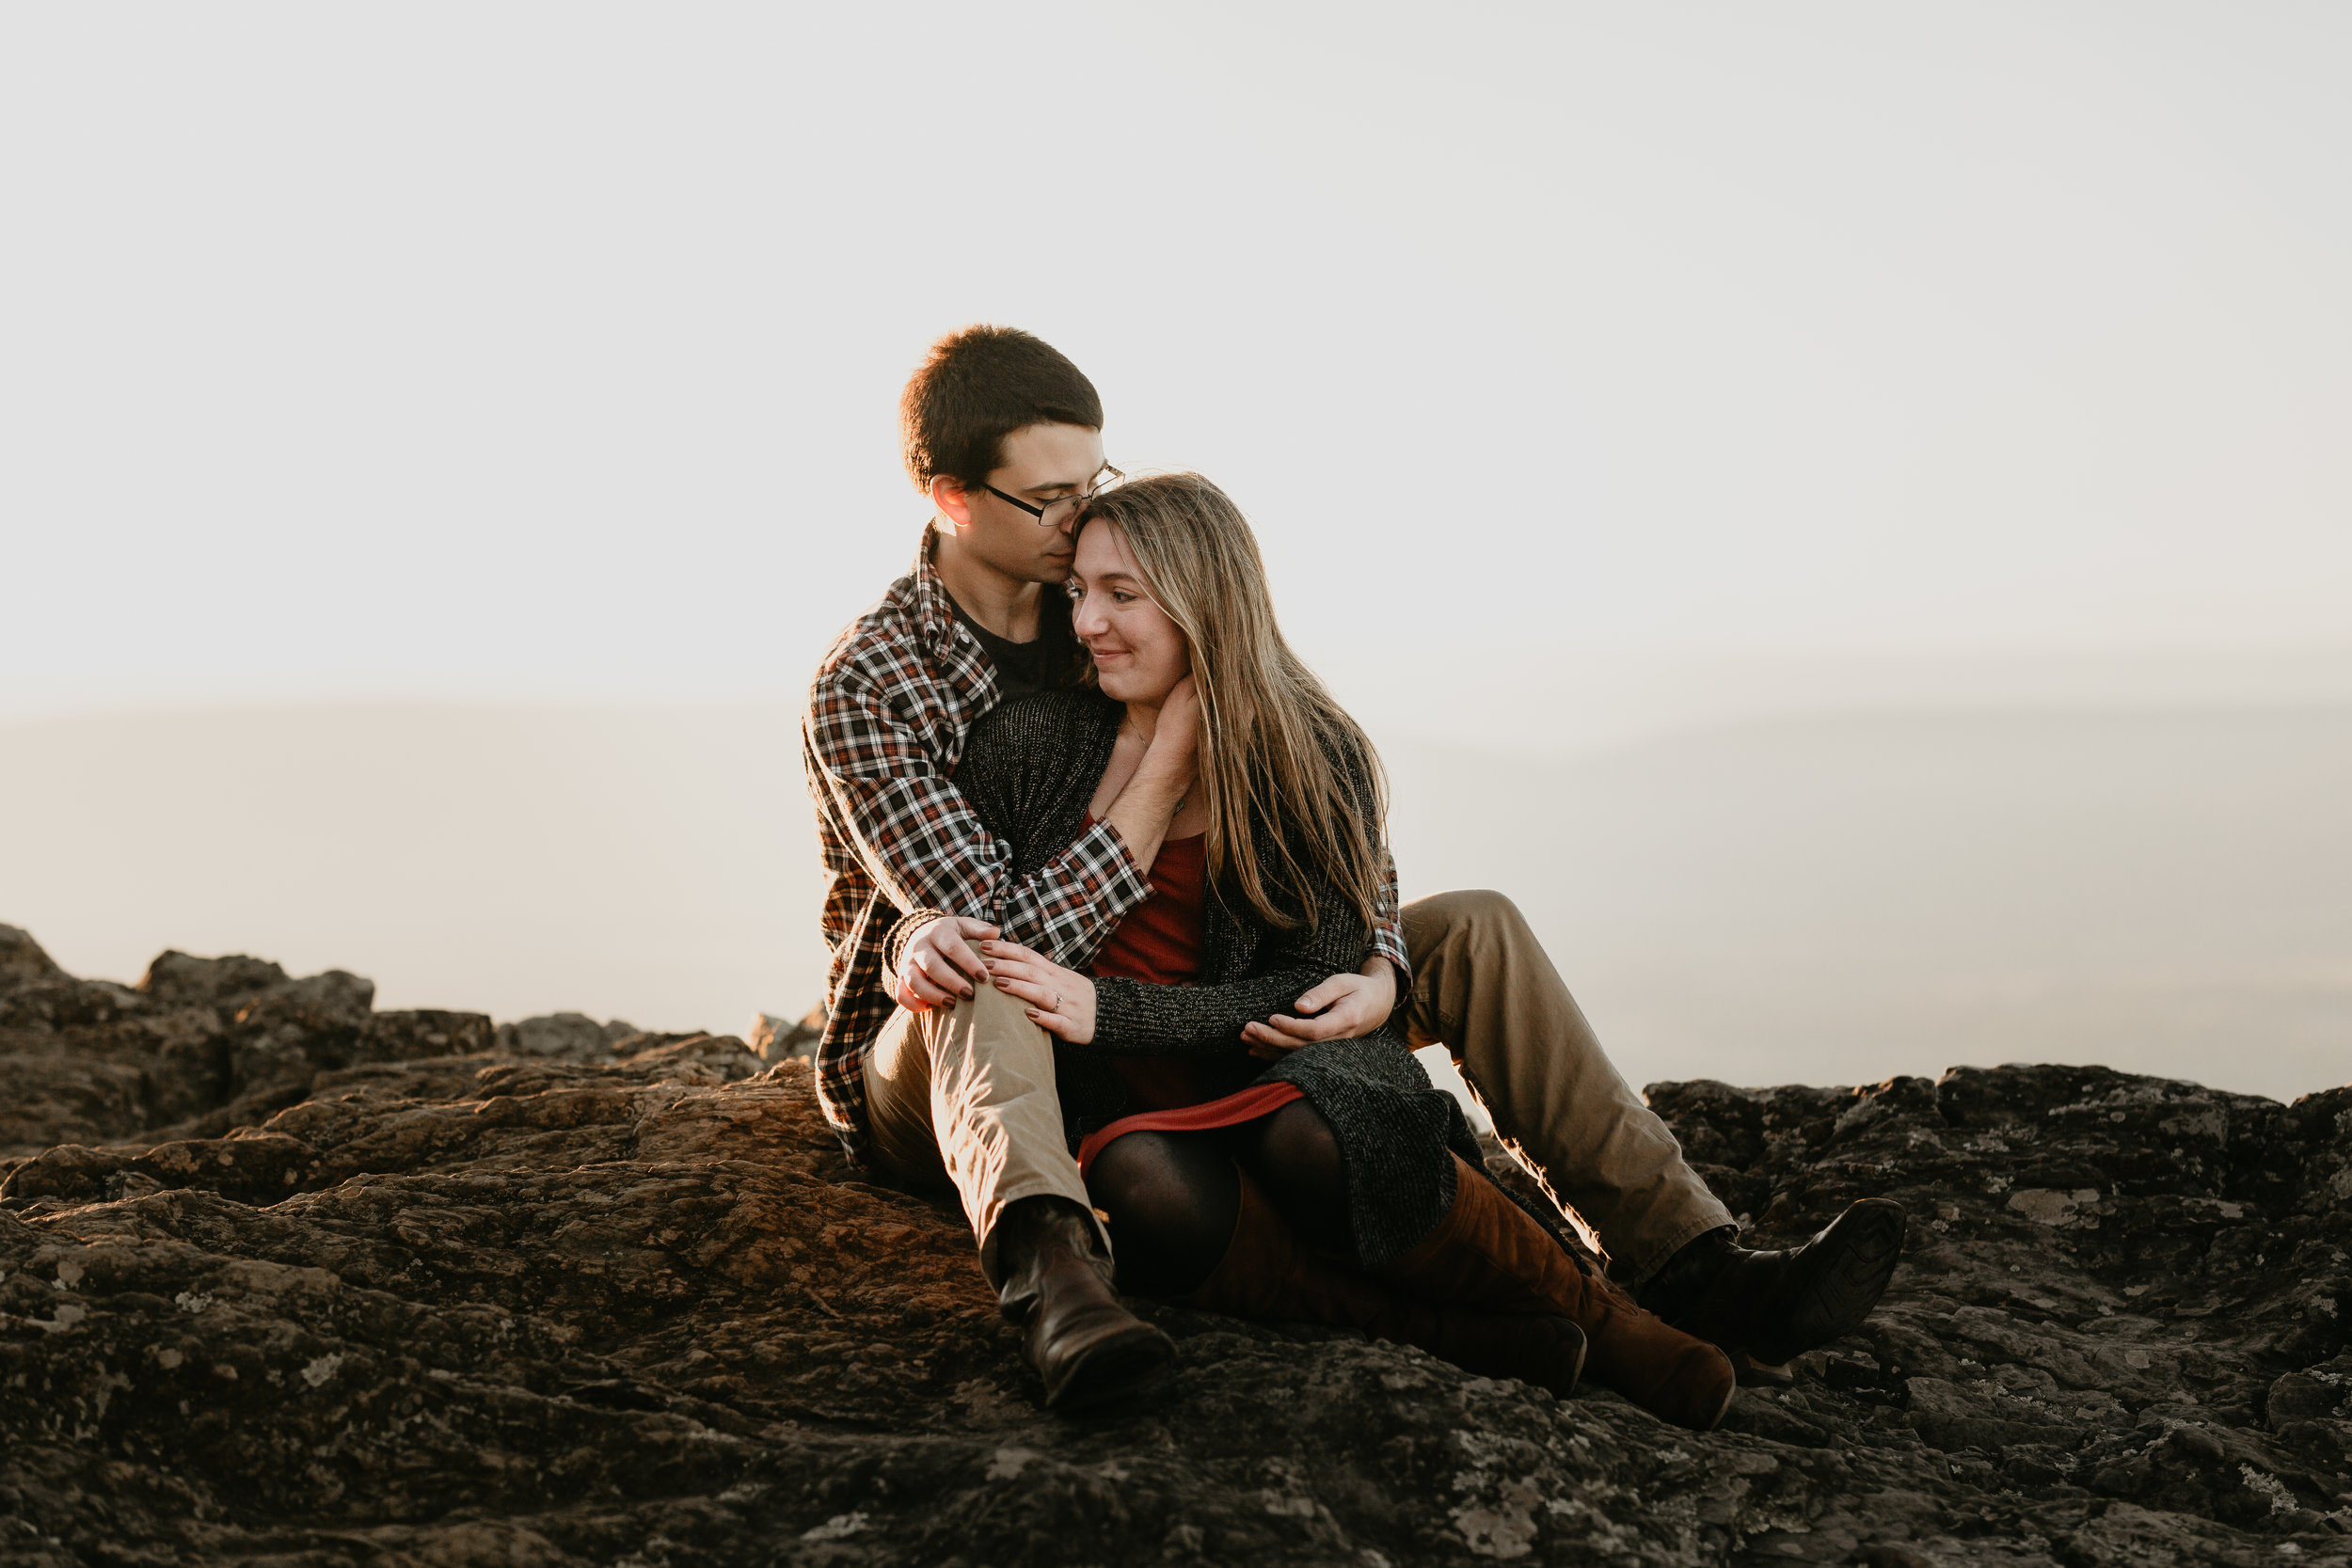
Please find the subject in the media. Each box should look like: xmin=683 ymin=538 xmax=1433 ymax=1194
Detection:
xmin=1184 ymin=1170 xmax=1588 ymax=1399
xmin=1375 ymin=1155 xmax=1737 ymax=1432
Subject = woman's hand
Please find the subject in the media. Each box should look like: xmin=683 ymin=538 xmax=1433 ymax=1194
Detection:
xmin=981 ymin=939 xmax=1097 ymax=1044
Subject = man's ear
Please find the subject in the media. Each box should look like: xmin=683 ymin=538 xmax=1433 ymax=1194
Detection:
xmin=930 ymin=474 xmax=976 ymax=535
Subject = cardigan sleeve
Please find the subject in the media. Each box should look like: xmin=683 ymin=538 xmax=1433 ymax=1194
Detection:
xmin=1087 ymin=940 xmax=1368 ymax=1054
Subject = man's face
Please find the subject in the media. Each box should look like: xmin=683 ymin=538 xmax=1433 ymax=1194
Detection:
xmin=936 ymin=422 xmax=1106 ymax=585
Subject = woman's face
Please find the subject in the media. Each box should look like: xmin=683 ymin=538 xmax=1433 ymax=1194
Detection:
xmin=1071 ymin=522 xmax=1189 ymax=705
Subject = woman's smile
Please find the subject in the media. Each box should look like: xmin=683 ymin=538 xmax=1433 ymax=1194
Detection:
xmin=1071 ymin=522 xmax=1188 ymax=705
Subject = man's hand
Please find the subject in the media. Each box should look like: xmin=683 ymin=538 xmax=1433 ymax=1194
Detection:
xmin=1242 ymin=958 xmax=1400 ymax=1060
xmin=894 ymin=916 xmax=1000 ymax=1011
xmin=979 ymin=938 xmax=1097 ymax=1045
xmin=1102 ymin=674 xmax=1200 ymax=877
xmin=1154 ymin=674 xmax=1201 ymax=766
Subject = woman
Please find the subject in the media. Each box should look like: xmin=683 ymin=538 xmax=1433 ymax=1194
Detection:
xmin=891 ymin=473 xmax=1734 ymax=1430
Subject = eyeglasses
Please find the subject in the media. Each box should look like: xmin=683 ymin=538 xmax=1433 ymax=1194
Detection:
xmin=982 ymin=465 xmax=1123 ymax=530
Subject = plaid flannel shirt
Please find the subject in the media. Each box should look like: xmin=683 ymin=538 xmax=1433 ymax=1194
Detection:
xmin=803 ymin=535 xmax=1413 ymax=1163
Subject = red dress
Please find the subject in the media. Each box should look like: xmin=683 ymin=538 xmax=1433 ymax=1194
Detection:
xmin=1077 ymin=828 xmax=1302 ymax=1172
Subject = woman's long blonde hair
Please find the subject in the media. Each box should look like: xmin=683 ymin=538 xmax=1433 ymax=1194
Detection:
xmin=1076 ymin=472 xmax=1388 ymax=938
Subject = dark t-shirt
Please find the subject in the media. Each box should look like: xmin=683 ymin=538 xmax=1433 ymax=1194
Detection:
xmin=947 ymin=589 xmax=1082 ymax=702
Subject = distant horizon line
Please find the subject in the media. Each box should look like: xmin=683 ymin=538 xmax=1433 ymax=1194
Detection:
xmin=9 ymin=635 xmax=2352 ymax=721
xmin=8 ymin=685 xmax=2351 ymax=760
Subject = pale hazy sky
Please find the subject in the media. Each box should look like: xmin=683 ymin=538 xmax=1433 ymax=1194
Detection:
xmin=4 ymin=7 xmax=2348 ymax=1101
xmin=4 ymin=3 xmax=2348 ymax=724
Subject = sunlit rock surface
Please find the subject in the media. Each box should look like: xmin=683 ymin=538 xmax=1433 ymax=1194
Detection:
xmin=2 ymin=922 xmax=2348 ymax=1566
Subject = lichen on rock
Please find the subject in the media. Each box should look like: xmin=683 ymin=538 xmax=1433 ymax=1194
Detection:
xmin=2 ymin=922 xmax=2348 ymax=1564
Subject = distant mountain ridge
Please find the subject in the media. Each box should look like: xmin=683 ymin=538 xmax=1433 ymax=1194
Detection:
xmin=3 ymin=699 xmax=2345 ymax=1101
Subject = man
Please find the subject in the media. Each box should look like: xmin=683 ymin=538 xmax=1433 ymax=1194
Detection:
xmin=803 ymin=325 xmax=1903 ymax=1408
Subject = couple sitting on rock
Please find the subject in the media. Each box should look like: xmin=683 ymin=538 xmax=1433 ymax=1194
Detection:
xmin=803 ymin=326 xmax=1906 ymax=1430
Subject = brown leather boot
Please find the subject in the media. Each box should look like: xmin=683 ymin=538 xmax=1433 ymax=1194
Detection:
xmin=994 ymin=1196 xmax=1175 ymax=1411
xmin=1375 ymin=1155 xmax=1737 ymax=1431
xmin=1184 ymin=1170 xmax=1588 ymax=1398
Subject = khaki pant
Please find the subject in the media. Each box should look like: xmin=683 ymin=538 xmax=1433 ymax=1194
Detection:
xmin=863 ymin=981 xmax=1104 ymax=1285
xmin=865 ymin=888 xmax=1728 ymax=1290
xmin=1403 ymin=889 xmax=1734 ymax=1285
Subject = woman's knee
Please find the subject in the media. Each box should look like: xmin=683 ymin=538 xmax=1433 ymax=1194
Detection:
xmin=1248 ymin=1101 xmax=1346 ymax=1197
xmin=1085 ymin=1131 xmax=1178 ymax=1210
xmin=1087 ymin=1132 xmax=1235 ymax=1232
xmin=1085 ymin=1132 xmax=1238 ymax=1293
xmin=1235 ymin=1101 xmax=1356 ymax=1256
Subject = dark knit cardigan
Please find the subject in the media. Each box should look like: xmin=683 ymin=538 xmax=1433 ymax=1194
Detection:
xmin=886 ymin=687 xmax=1490 ymax=1267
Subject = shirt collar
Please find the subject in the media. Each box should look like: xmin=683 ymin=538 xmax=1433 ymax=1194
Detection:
xmin=909 ymin=529 xmax=996 ymax=711
xmin=908 ymin=531 xmax=960 ymax=647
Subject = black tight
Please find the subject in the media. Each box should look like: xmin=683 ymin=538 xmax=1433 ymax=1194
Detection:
xmin=1083 ymin=1100 xmax=1355 ymax=1297
xmin=1083 ymin=1131 xmax=1238 ymax=1297
xmin=1236 ymin=1099 xmax=1352 ymax=1256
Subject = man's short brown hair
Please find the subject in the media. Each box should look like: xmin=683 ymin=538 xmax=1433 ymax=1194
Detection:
xmin=899 ymin=325 xmax=1103 ymax=494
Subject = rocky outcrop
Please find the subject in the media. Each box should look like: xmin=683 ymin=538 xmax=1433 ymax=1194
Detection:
xmin=2 ymin=923 xmax=2348 ymax=1565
